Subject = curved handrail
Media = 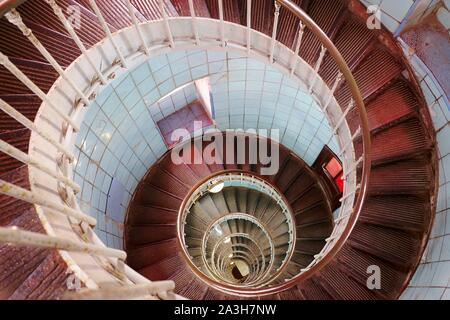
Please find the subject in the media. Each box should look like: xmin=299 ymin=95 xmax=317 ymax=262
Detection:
xmin=0 ymin=0 xmax=25 ymax=17
xmin=0 ymin=0 xmax=371 ymax=298
xmin=277 ymin=0 xmax=371 ymax=278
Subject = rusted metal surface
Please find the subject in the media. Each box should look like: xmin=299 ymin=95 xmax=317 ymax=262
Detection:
xmin=125 ymin=134 xmax=333 ymax=298
xmin=402 ymin=14 xmax=450 ymax=98
xmin=0 ymin=0 xmax=438 ymax=300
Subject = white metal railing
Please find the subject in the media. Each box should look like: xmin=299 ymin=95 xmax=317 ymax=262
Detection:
xmin=5 ymin=9 xmax=90 ymax=106
xmin=0 ymin=52 xmax=79 ymax=130
xmin=203 ymin=213 xmax=276 ymax=286
xmin=0 ymin=227 xmax=124 ymax=258
xmin=181 ymin=173 xmax=295 ymax=238
xmin=89 ymin=0 xmax=128 ymax=68
xmin=179 ymin=173 xmax=295 ymax=287
xmin=62 ymin=282 xmax=176 ymax=300
xmin=0 ymin=0 xmax=369 ymax=298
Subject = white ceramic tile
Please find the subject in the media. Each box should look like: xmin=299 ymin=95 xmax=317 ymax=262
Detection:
xmin=437 ymin=7 xmax=450 ymax=30
xmin=442 ymin=288 xmax=450 ymax=300
xmin=380 ymin=0 xmax=414 ymax=21
xmin=75 ymin=49 xmax=335 ymax=228
xmin=440 ymin=235 xmax=450 ymax=260
xmin=424 ymin=287 xmax=445 ymax=300
xmin=438 ymin=125 xmax=450 ymax=157
xmin=380 ymin=11 xmax=400 ymax=32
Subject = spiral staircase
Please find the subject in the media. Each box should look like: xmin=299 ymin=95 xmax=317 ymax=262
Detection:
xmin=0 ymin=0 xmax=438 ymax=300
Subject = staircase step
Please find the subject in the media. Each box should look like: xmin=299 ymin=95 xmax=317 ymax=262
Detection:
xmin=337 ymin=245 xmax=407 ymax=299
xmin=349 ymin=224 xmax=420 ymax=270
xmin=0 ymin=128 xmax=30 ymax=175
xmin=299 ymin=0 xmax=345 ymax=65
xmin=126 ymin=224 xmax=177 ymax=245
xmin=128 ymin=238 xmax=179 ymax=270
xmin=126 ymin=204 xmax=178 ymax=225
xmin=347 ymin=79 xmax=418 ymax=134
xmin=9 ymin=251 xmax=68 ymax=300
xmin=317 ymin=262 xmax=379 ymax=300
xmin=138 ymin=253 xmax=185 ymax=281
xmin=319 ymin=17 xmax=374 ymax=84
xmin=355 ymin=118 xmax=431 ymax=163
xmin=296 ymin=221 xmax=333 ymax=239
xmin=298 ymin=278 xmax=334 ymax=300
xmin=336 ymin=48 xmax=403 ymax=107
xmin=365 ymin=158 xmax=432 ymax=195
xmin=139 ymin=184 xmax=183 ymax=209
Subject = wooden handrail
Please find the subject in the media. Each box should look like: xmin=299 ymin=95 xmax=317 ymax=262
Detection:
xmin=0 ymin=0 xmax=25 ymax=17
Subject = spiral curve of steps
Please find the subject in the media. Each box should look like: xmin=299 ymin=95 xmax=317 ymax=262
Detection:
xmin=0 ymin=0 xmax=437 ymax=300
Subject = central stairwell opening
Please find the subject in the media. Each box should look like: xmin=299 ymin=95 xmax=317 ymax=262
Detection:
xmin=0 ymin=0 xmax=438 ymax=300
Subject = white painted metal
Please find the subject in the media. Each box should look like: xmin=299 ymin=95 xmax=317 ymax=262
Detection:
xmin=269 ymin=3 xmax=281 ymax=63
xmin=218 ymin=0 xmax=225 ymax=47
xmin=339 ymin=184 xmax=360 ymax=203
xmin=63 ymin=281 xmax=176 ymax=300
xmin=126 ymin=0 xmax=150 ymax=56
xmin=323 ymin=72 xmax=343 ymax=112
xmin=339 ymin=127 xmax=361 ymax=157
xmin=0 ymin=51 xmax=79 ymax=131
xmin=0 ymin=179 xmax=96 ymax=225
xmin=89 ymin=0 xmax=128 ymax=68
xmin=5 ymin=9 xmax=90 ymax=105
xmin=0 ymin=227 xmax=125 ymax=258
xmin=290 ymin=21 xmax=305 ymax=74
xmin=0 ymin=98 xmax=74 ymax=161
xmin=188 ymin=0 xmax=200 ymax=45
xmin=246 ymin=0 xmax=252 ymax=52
xmin=309 ymin=45 xmax=327 ymax=92
xmin=332 ymin=99 xmax=354 ymax=136
xmin=44 ymin=0 xmax=107 ymax=85
xmin=0 ymin=139 xmax=80 ymax=193
xmin=159 ymin=0 xmax=174 ymax=47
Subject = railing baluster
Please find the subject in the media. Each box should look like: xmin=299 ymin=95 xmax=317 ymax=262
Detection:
xmin=323 ymin=72 xmax=343 ymax=112
xmin=125 ymin=0 xmax=150 ymax=56
xmin=45 ymin=0 xmax=107 ymax=85
xmin=246 ymin=0 xmax=252 ymax=53
xmin=344 ymin=156 xmax=363 ymax=178
xmin=5 ymin=9 xmax=90 ymax=106
xmin=331 ymin=99 xmax=354 ymax=136
xmin=89 ymin=0 xmax=128 ymax=68
xmin=290 ymin=21 xmax=305 ymax=75
xmin=0 ymin=139 xmax=80 ymax=193
xmin=269 ymin=2 xmax=281 ymax=63
xmin=0 ymin=227 xmax=124 ymax=258
xmin=159 ymin=0 xmax=174 ymax=47
xmin=309 ymin=45 xmax=327 ymax=92
xmin=339 ymin=184 xmax=360 ymax=203
xmin=188 ymin=0 xmax=200 ymax=45
xmin=218 ymin=0 xmax=225 ymax=47
xmin=0 ymin=98 xmax=74 ymax=161
xmin=0 ymin=52 xmax=79 ymax=131
xmin=338 ymin=126 xmax=361 ymax=157
xmin=334 ymin=207 xmax=353 ymax=223
xmin=0 ymin=179 xmax=96 ymax=225
xmin=62 ymin=282 xmax=176 ymax=300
